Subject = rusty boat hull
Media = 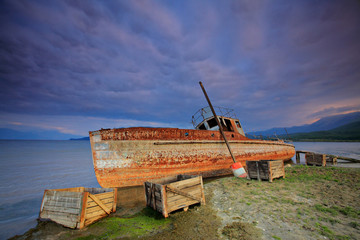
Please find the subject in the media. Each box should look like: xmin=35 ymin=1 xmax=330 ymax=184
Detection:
xmin=89 ymin=127 xmax=295 ymax=188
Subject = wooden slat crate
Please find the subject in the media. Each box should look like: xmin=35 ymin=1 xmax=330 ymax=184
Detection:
xmin=39 ymin=187 xmax=117 ymax=229
xmin=144 ymin=175 xmax=205 ymax=217
xmin=246 ymin=160 xmax=285 ymax=182
xmin=305 ymin=152 xmax=326 ymax=166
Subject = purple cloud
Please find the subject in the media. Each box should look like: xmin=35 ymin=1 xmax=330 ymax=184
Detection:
xmin=1 ymin=0 xmax=360 ymax=137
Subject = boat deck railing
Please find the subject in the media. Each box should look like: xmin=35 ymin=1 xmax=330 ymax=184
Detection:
xmin=191 ymin=106 xmax=237 ymax=128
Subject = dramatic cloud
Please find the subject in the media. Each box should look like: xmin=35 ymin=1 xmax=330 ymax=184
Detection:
xmin=1 ymin=0 xmax=359 ymax=137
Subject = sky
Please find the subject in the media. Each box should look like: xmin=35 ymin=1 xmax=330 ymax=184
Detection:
xmin=1 ymin=0 xmax=360 ymax=139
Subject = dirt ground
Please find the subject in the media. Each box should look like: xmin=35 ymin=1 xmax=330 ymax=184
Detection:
xmin=206 ymin=165 xmax=360 ymax=240
xmin=11 ymin=165 xmax=360 ymax=240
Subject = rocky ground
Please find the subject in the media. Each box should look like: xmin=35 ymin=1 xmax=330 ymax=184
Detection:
xmin=11 ymin=165 xmax=360 ymax=240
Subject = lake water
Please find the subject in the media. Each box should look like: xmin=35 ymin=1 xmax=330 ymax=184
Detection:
xmin=0 ymin=140 xmax=359 ymax=239
xmin=292 ymin=142 xmax=360 ymax=164
xmin=0 ymin=140 xmax=99 ymax=239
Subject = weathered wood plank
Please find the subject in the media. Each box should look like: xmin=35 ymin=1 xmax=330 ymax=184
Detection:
xmin=168 ymin=177 xmax=201 ymax=189
xmin=78 ymin=192 xmax=88 ymax=229
xmin=166 ymin=186 xmax=201 ymax=202
xmin=51 ymin=187 xmax=85 ymax=192
xmin=161 ymin=185 xmax=168 ymax=217
xmin=88 ymin=194 xmax=111 ymax=215
xmin=155 ymin=184 xmax=162 ymax=192
xmin=199 ymin=175 xmax=206 ymax=205
xmin=84 ymin=213 xmax=107 ymax=226
xmin=92 ymin=192 xmax=114 ymax=200
xmin=166 ymin=188 xmax=201 ymax=203
xmin=43 ymin=199 xmax=81 ymax=209
xmin=167 ymin=195 xmax=200 ymax=206
xmin=87 ymin=198 xmax=114 ymax=208
xmin=166 ymin=184 xmax=202 ymax=199
xmin=85 ymin=188 xmax=114 ymax=194
xmin=40 ymin=210 xmax=78 ymax=221
xmin=155 ymin=192 xmax=161 ymax=199
xmin=168 ymin=199 xmax=199 ymax=212
xmin=45 ymin=191 xmax=83 ymax=198
xmin=86 ymin=202 xmax=114 ymax=214
xmin=85 ymin=208 xmax=108 ymax=219
xmin=42 ymin=205 xmax=81 ymax=215
xmin=296 ymin=152 xmax=300 ymax=164
xmin=166 ymin=186 xmax=201 ymax=198
xmin=269 ymin=160 xmax=273 ymax=183
xmin=167 ymin=198 xmax=201 ymax=210
xmin=155 ymin=200 xmax=163 ymax=211
xmin=112 ymin=188 xmax=117 ymax=212
xmin=40 ymin=210 xmax=79 ymax=228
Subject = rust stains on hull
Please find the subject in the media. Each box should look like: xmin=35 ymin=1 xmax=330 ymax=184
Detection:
xmin=89 ymin=127 xmax=295 ymax=188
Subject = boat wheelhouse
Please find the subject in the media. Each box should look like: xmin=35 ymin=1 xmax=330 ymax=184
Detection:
xmin=192 ymin=106 xmax=245 ymax=136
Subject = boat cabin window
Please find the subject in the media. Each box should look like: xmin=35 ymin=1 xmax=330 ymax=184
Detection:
xmin=198 ymin=123 xmax=206 ymax=130
xmin=207 ymin=118 xmax=218 ymax=128
xmin=235 ymin=121 xmax=242 ymax=128
xmin=206 ymin=117 xmax=235 ymax=131
xmin=224 ymin=119 xmax=234 ymax=132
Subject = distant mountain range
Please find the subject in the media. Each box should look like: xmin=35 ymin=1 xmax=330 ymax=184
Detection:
xmin=284 ymin=120 xmax=360 ymax=141
xmin=247 ymin=111 xmax=360 ymax=137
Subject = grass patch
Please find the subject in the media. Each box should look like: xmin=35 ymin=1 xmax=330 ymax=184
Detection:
xmin=279 ymin=198 xmax=298 ymax=205
xmin=335 ymin=235 xmax=351 ymax=240
xmin=316 ymin=222 xmax=334 ymax=237
xmin=317 ymin=216 xmax=340 ymax=225
xmin=76 ymin=208 xmax=171 ymax=240
xmin=314 ymin=204 xmax=360 ymax=219
xmin=314 ymin=204 xmax=338 ymax=216
xmin=285 ymin=165 xmax=340 ymax=183
xmin=338 ymin=206 xmax=360 ymax=218
xmin=349 ymin=221 xmax=360 ymax=229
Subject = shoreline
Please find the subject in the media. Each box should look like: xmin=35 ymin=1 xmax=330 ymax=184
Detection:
xmin=11 ymin=164 xmax=360 ymax=240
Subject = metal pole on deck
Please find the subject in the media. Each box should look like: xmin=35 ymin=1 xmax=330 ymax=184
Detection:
xmin=199 ymin=81 xmax=236 ymax=163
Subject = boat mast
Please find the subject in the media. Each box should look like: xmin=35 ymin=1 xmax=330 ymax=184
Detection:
xmin=199 ymin=81 xmax=236 ymax=163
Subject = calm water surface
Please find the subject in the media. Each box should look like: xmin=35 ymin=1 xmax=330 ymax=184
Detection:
xmin=292 ymin=142 xmax=360 ymax=164
xmin=0 ymin=140 xmax=359 ymax=239
xmin=0 ymin=140 xmax=99 ymax=239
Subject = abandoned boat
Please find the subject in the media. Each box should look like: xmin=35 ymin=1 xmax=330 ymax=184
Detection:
xmin=89 ymin=106 xmax=295 ymax=188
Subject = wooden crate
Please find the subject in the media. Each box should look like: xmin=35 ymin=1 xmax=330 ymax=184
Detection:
xmin=144 ymin=175 xmax=205 ymax=217
xmin=246 ymin=160 xmax=285 ymax=182
xmin=39 ymin=187 xmax=117 ymax=229
xmin=305 ymin=153 xmax=326 ymax=166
